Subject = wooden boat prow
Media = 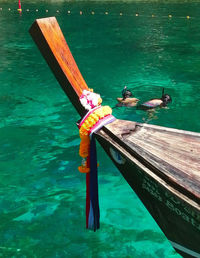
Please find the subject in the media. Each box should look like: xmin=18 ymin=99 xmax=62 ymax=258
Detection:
xmin=96 ymin=120 xmax=200 ymax=257
xmin=29 ymin=17 xmax=200 ymax=258
xmin=29 ymin=17 xmax=88 ymax=116
xmin=101 ymin=120 xmax=200 ymax=203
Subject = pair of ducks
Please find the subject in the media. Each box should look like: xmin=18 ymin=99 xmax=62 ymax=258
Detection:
xmin=116 ymin=86 xmax=172 ymax=109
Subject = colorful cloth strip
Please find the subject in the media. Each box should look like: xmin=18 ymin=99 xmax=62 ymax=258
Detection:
xmin=78 ymin=104 xmax=115 ymax=231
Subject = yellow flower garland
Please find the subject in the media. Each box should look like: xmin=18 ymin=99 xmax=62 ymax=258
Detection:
xmin=78 ymin=106 xmax=112 ymax=173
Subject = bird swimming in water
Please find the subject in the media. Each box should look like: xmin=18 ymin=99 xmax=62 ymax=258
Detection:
xmin=116 ymin=86 xmax=139 ymax=107
xmin=139 ymin=88 xmax=172 ymax=110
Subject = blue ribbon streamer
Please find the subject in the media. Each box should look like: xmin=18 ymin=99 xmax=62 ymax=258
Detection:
xmin=88 ymin=135 xmax=100 ymax=231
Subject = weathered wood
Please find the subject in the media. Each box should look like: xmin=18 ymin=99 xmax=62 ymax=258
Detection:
xmin=104 ymin=120 xmax=200 ymax=204
xmin=29 ymin=17 xmax=88 ymax=116
xmin=104 ymin=119 xmax=137 ymax=137
xmin=95 ymin=128 xmax=200 ymax=257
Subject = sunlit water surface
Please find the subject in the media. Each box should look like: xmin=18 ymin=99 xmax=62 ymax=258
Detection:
xmin=1 ymin=0 xmax=200 ymax=257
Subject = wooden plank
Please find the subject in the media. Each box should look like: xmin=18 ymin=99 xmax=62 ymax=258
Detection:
xmin=29 ymin=17 xmax=88 ymax=116
xmin=125 ymin=138 xmax=200 ymax=197
xmin=139 ymin=123 xmax=200 ymax=137
xmin=104 ymin=119 xmax=137 ymax=137
xmin=97 ymin=126 xmax=200 ymax=208
xmin=104 ymin=119 xmax=200 ymax=202
xmin=126 ymin=127 xmax=200 ymax=177
xmin=96 ymin=123 xmax=200 ymax=258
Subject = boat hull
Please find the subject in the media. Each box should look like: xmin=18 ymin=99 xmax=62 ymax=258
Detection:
xmin=96 ymin=130 xmax=200 ymax=258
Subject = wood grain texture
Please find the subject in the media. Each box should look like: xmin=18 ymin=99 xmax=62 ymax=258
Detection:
xmin=96 ymin=127 xmax=200 ymax=257
xmin=29 ymin=17 xmax=88 ymax=116
xmin=104 ymin=120 xmax=200 ymax=203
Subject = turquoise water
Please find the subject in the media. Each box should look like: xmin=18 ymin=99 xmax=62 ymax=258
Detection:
xmin=1 ymin=1 xmax=200 ymax=257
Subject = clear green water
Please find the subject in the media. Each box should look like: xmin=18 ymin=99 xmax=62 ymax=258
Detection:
xmin=1 ymin=1 xmax=200 ymax=257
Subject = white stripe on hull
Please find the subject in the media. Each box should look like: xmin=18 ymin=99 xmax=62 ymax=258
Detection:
xmin=170 ymin=241 xmax=200 ymax=258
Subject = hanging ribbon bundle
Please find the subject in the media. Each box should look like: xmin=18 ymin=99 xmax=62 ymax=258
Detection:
xmin=78 ymin=89 xmax=115 ymax=231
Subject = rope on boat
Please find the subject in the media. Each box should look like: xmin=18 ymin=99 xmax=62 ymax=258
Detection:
xmin=0 ymin=7 xmax=192 ymax=19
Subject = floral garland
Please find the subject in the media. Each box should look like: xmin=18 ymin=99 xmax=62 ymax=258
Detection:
xmin=77 ymin=89 xmax=115 ymax=231
xmin=78 ymin=105 xmax=112 ymax=173
xmin=79 ymin=89 xmax=102 ymax=111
